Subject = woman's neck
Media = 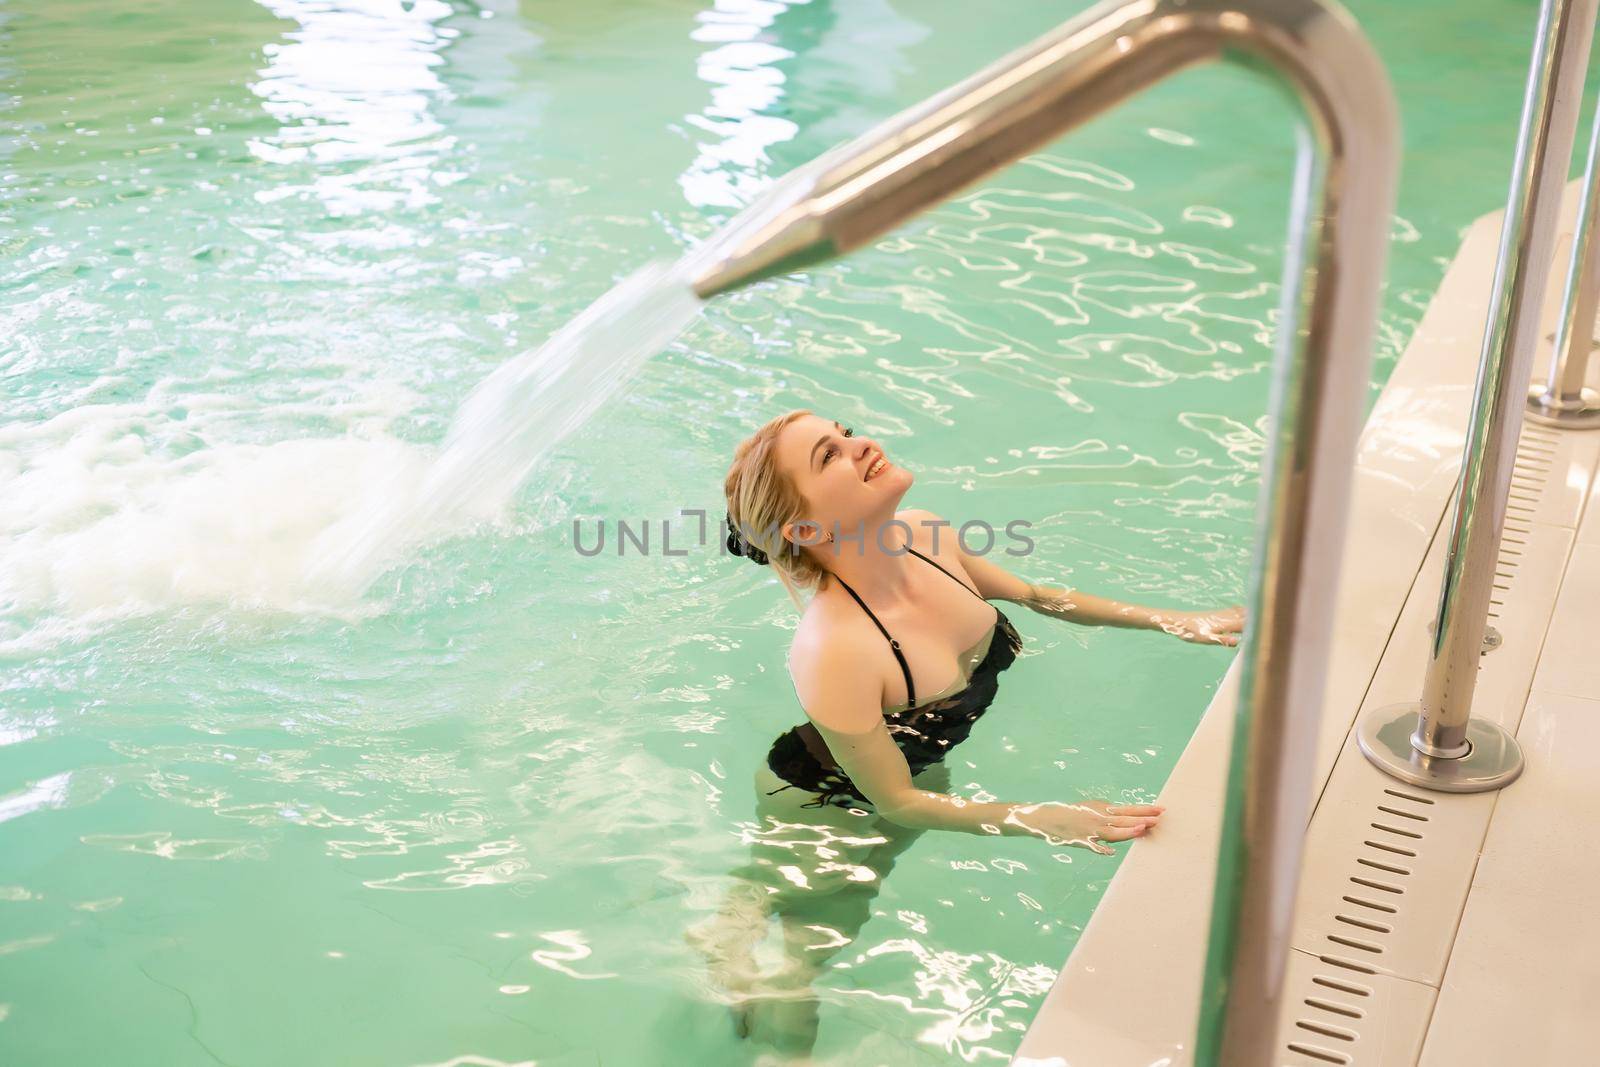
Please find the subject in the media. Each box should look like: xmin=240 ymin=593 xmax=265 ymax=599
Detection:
xmin=818 ymin=519 xmax=917 ymax=604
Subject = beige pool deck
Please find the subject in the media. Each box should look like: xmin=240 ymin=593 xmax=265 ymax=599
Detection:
xmin=1015 ymin=179 xmax=1600 ymax=1066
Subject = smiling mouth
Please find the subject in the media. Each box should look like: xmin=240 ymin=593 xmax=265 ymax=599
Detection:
xmin=864 ymin=454 xmax=888 ymax=481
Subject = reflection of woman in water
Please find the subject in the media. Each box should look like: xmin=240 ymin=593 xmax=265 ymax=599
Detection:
xmin=686 ymin=409 xmax=1243 ymax=1057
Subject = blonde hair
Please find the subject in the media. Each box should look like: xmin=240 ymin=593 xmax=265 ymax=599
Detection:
xmin=723 ymin=408 xmax=830 ymax=611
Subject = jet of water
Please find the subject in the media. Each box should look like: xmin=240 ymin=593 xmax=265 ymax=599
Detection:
xmin=306 ymin=150 xmax=834 ymax=598
xmin=307 ymin=255 xmax=706 ymax=596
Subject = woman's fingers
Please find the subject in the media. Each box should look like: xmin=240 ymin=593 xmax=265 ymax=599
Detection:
xmin=1097 ymin=824 xmax=1147 ymax=841
xmin=1073 ymin=801 xmax=1166 ymax=851
xmin=1193 ymin=607 xmax=1246 ymax=644
xmin=1105 ymin=803 xmax=1165 ymax=816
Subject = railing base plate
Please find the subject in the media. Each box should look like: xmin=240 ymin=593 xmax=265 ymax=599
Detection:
xmin=1526 ymin=381 xmax=1600 ymax=428
xmin=1356 ymin=702 xmax=1526 ymax=793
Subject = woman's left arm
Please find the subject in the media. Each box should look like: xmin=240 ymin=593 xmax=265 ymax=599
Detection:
xmin=920 ymin=516 xmax=1245 ymax=647
xmin=1009 ymin=578 xmax=1245 ymax=647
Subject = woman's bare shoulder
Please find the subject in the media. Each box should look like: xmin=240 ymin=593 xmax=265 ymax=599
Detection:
xmin=787 ymin=590 xmax=857 ymax=673
xmin=785 ymin=595 xmax=885 ymax=729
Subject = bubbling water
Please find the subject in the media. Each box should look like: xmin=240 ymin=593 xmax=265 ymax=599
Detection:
xmin=0 ymin=258 xmax=705 ymax=649
xmin=2 ymin=155 xmax=820 ymax=646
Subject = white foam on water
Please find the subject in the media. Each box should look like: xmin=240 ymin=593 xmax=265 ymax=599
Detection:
xmin=1 ymin=256 xmax=703 ymax=649
xmin=0 ymin=392 xmax=431 ymax=650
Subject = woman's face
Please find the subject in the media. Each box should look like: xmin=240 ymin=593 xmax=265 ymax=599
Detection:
xmin=774 ymin=414 xmax=913 ymax=549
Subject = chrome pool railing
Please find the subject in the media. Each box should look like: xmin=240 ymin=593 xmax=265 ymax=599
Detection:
xmin=1528 ymin=58 xmax=1600 ymax=430
xmin=687 ymin=1 xmax=1400 ymax=1064
xmin=1357 ymin=0 xmax=1600 ymax=793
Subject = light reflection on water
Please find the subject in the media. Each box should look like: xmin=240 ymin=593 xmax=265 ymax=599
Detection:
xmin=248 ymin=0 xmax=459 ymax=213
xmin=0 ymin=0 xmax=1526 ymax=1063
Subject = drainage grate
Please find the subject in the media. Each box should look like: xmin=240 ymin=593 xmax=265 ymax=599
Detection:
xmin=1490 ymin=423 xmax=1560 ymax=623
xmin=1282 ymin=787 xmax=1436 ymax=1065
xmin=1282 ymin=420 xmax=1564 ymax=1064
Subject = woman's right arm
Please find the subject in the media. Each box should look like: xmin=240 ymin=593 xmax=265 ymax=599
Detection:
xmin=791 ymin=637 xmax=1164 ymax=851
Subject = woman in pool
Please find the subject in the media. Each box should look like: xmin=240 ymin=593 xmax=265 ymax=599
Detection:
xmin=687 ymin=409 xmax=1243 ymax=1055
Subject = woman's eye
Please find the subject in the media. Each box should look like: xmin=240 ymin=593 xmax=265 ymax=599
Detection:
xmin=822 ymin=427 xmax=854 ymax=466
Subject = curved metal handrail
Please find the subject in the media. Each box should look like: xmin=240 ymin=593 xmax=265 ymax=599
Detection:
xmin=688 ymin=1 xmax=1399 ymax=1063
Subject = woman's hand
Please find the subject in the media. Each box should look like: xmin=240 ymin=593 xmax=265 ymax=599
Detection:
xmin=1005 ymin=800 xmax=1165 ymax=855
xmin=1156 ymin=605 xmax=1245 ymax=646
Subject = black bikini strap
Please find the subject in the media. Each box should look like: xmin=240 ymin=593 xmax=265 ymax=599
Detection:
xmin=906 ymin=546 xmax=986 ymax=602
xmin=829 ymin=573 xmax=917 ymax=709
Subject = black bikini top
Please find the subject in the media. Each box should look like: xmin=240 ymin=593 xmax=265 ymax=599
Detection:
xmin=765 ymin=545 xmax=1025 ymax=809
xmin=830 ymin=546 xmax=1008 ymax=710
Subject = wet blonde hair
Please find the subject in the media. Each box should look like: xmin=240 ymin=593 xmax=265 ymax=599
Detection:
xmin=724 ymin=408 xmax=831 ymax=611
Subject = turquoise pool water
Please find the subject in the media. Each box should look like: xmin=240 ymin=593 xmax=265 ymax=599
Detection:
xmin=2 ymin=1 xmax=1589 ymax=1064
